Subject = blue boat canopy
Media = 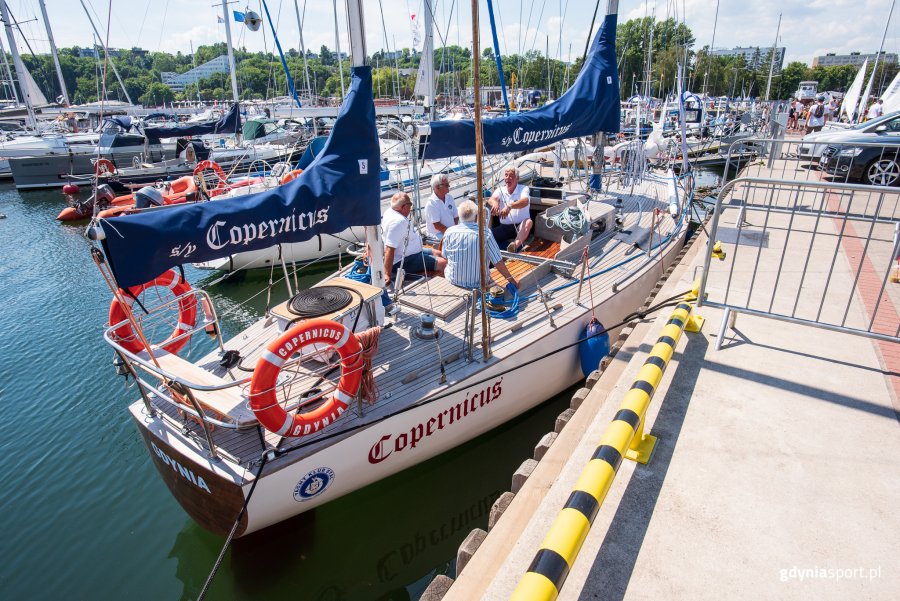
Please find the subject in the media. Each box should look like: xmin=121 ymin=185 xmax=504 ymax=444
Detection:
xmin=143 ymin=103 xmax=241 ymax=143
xmin=104 ymin=116 xmax=133 ymax=132
xmin=422 ymin=13 xmax=619 ymax=159
xmin=100 ymin=67 xmax=381 ymax=289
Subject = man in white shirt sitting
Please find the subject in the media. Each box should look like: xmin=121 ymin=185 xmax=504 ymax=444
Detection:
xmin=381 ymin=191 xmax=446 ymax=286
xmin=488 ymin=167 xmax=533 ymax=253
xmin=441 ymin=200 xmax=517 ymax=289
xmin=424 ymin=174 xmax=458 ymax=240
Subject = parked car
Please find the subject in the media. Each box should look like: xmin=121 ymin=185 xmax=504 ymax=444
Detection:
xmin=819 ymin=135 xmax=900 ymax=186
xmin=799 ymin=111 xmax=900 ymax=158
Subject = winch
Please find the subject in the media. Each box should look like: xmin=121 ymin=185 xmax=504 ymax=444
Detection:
xmin=413 ymin=313 xmax=440 ymax=340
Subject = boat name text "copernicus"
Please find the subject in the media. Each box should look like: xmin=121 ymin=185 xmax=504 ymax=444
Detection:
xmin=168 ymin=207 xmax=331 ymax=258
xmin=368 ymin=378 xmax=503 ymax=464
xmin=151 ymin=441 xmax=212 ymax=493
xmin=206 ymin=208 xmax=329 ymax=251
xmin=501 ymin=123 xmax=572 ymax=148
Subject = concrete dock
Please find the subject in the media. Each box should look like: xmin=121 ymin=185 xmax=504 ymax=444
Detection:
xmin=428 ymin=161 xmax=900 ymax=600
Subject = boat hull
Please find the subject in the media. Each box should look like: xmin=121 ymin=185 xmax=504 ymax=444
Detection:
xmin=129 ymin=228 xmax=686 ymax=536
xmin=10 ymin=149 xmax=145 ymax=189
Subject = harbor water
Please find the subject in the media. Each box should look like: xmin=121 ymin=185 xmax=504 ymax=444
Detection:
xmin=0 ymin=183 xmax=571 ymax=600
xmin=0 ymin=166 xmax=723 ymax=599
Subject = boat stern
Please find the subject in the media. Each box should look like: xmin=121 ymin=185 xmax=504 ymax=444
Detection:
xmin=130 ymin=404 xmax=250 ymax=537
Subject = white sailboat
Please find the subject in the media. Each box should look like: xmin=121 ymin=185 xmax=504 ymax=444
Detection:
xmin=89 ymin=0 xmax=690 ymax=537
xmin=841 ymin=59 xmax=868 ymax=123
xmin=881 ymin=71 xmax=900 ymax=114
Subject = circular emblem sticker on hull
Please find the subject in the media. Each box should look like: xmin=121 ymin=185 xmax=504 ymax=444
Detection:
xmin=294 ymin=467 xmax=335 ymax=502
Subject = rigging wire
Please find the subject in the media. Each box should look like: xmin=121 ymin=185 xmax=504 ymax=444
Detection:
xmin=135 ymin=0 xmax=152 ymax=48
xmin=155 ymin=0 xmax=171 ymax=53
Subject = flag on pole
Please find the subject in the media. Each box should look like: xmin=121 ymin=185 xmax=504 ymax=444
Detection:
xmin=410 ymin=13 xmax=421 ymax=49
xmin=233 ymin=11 xmax=246 ymax=23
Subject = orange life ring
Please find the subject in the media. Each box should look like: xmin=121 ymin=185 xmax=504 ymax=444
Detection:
xmin=280 ymin=169 xmax=303 ymax=185
xmin=95 ymin=159 xmax=115 ymax=176
xmin=193 ymin=160 xmax=229 ymax=194
xmin=108 ymin=269 xmax=197 ymax=355
xmin=249 ymin=319 xmax=363 ymax=437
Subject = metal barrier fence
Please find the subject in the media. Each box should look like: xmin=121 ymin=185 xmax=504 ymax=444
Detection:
xmin=509 ymin=293 xmax=703 ymax=601
xmin=723 ymin=136 xmax=900 ymax=190
xmin=698 ymin=175 xmax=900 ymax=347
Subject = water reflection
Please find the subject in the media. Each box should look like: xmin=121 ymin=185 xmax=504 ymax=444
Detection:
xmin=168 ymin=392 xmax=570 ymax=601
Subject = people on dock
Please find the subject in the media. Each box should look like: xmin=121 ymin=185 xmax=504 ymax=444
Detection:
xmin=441 ymin=200 xmax=517 ymax=289
xmin=381 ymin=191 xmax=445 ymax=286
xmin=788 ymin=98 xmax=802 ymax=131
xmin=489 ymin=167 xmax=533 ymax=253
xmin=424 ymin=174 xmax=458 ymax=240
xmin=867 ymin=98 xmax=884 ymax=121
xmin=826 ymin=97 xmax=838 ymax=123
xmin=805 ymin=98 xmax=826 ymax=134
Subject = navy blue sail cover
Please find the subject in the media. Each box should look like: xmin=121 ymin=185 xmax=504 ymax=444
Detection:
xmin=142 ymin=103 xmax=241 ymax=143
xmin=422 ymin=13 xmax=619 ymax=159
xmin=100 ymin=67 xmax=381 ymax=289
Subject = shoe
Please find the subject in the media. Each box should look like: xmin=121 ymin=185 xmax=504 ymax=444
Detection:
xmin=507 ymin=241 xmax=521 ymax=253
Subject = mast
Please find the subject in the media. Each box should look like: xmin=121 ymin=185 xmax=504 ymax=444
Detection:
xmin=190 ymin=41 xmax=201 ymax=103
xmin=220 ymin=0 xmax=240 ymax=104
xmin=0 ymin=0 xmax=36 ymax=129
xmin=261 ymin=0 xmax=301 ymax=108
xmin=485 ymin=0 xmax=509 ymax=114
xmin=333 ymin=0 xmax=346 ymax=98
xmin=344 ymin=0 xmax=384 ymax=291
xmin=78 ymin=0 xmax=132 ymax=104
xmin=546 ymin=35 xmax=551 ymax=102
xmin=0 ymin=27 xmax=18 ymax=103
xmin=701 ymin=0 xmax=719 ymax=97
xmin=471 ymin=0 xmax=490 ymax=360
xmin=37 ymin=0 xmax=69 ymax=105
xmin=293 ymin=0 xmax=313 ymax=101
xmin=763 ymin=13 xmax=781 ymax=102
xmin=870 ymin=0 xmax=896 ymax=100
xmin=422 ymin=0 xmax=435 ymax=119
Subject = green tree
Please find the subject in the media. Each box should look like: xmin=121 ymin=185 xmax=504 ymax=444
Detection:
xmin=319 ymin=45 xmax=333 ymax=66
xmin=139 ymin=82 xmax=175 ymax=106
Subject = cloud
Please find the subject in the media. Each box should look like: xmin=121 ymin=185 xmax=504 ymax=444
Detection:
xmin=34 ymin=0 xmax=898 ymax=69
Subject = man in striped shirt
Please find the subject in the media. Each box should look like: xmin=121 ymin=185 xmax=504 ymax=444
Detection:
xmin=441 ymin=200 xmax=518 ymax=290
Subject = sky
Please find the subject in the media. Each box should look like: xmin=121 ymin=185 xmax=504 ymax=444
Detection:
xmin=6 ymin=0 xmax=899 ymax=67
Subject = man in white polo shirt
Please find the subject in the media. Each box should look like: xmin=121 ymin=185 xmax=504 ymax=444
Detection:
xmin=488 ymin=167 xmax=533 ymax=252
xmin=424 ymin=173 xmax=458 ymax=240
xmin=381 ymin=191 xmax=446 ymax=286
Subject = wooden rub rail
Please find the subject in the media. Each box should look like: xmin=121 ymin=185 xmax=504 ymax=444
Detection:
xmin=509 ymin=296 xmax=703 ymax=601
